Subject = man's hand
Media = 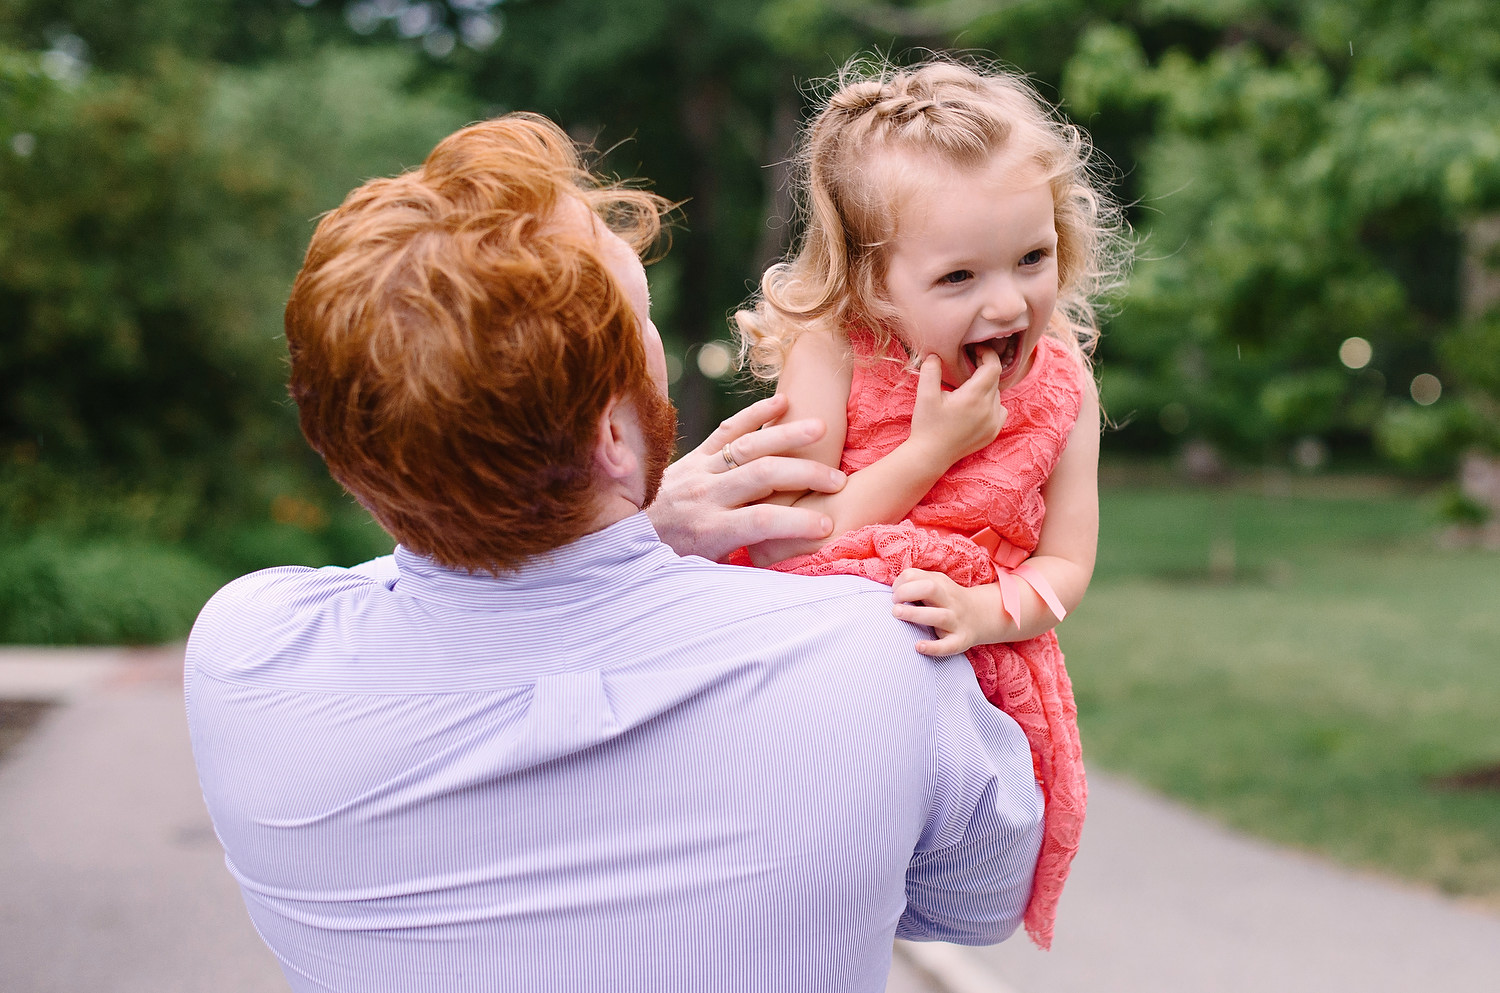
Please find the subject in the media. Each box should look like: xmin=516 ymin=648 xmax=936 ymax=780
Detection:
xmin=890 ymin=568 xmax=1007 ymax=657
xmin=647 ymin=395 xmax=846 ymax=561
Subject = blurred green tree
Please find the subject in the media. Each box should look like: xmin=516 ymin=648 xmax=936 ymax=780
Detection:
xmin=1 ymin=9 xmax=475 ymax=568
xmin=1056 ymin=0 xmax=1500 ymax=472
xmin=0 ymin=46 xmax=276 ymax=480
xmin=0 ymin=0 xmax=348 ymax=69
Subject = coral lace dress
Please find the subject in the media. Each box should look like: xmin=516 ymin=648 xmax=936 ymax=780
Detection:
xmin=755 ymin=329 xmax=1089 ymax=949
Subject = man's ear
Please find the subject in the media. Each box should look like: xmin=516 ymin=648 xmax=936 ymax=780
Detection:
xmin=592 ymin=396 xmax=641 ymax=482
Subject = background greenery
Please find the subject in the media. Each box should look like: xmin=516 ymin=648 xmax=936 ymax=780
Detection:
xmin=5 ymin=1 xmax=1498 ymax=591
xmin=2 ymin=0 xmax=1497 ymax=901
xmin=1072 ymin=475 xmax=1500 ymax=904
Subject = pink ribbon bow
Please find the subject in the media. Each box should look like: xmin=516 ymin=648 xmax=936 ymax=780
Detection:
xmin=969 ymin=526 xmax=1068 ymax=630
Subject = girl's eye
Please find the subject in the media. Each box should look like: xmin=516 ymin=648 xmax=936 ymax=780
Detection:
xmin=939 ymin=270 xmax=972 ymax=285
xmin=1020 ymin=250 xmax=1046 ymax=266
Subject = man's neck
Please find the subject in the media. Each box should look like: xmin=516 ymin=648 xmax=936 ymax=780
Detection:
xmin=588 ymin=480 xmax=644 ymax=535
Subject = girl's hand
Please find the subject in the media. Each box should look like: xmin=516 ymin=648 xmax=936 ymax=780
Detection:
xmin=890 ymin=568 xmax=1007 ymax=657
xmin=908 ymin=350 xmax=1007 ymax=467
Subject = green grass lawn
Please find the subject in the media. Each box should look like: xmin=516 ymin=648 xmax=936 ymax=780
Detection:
xmin=1066 ymin=472 xmax=1500 ymax=905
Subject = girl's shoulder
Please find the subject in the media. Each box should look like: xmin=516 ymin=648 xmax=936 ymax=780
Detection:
xmin=785 ymin=324 xmax=856 ymax=375
xmin=1031 ymin=332 xmax=1093 ymax=395
xmin=999 ymin=334 xmax=1090 ymax=435
xmin=844 ymin=320 xmax=905 ymax=362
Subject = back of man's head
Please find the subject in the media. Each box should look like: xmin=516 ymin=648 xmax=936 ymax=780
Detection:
xmin=285 ymin=114 xmax=669 ymax=573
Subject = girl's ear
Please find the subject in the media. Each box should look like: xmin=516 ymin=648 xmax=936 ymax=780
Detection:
xmin=592 ymin=396 xmax=641 ymax=482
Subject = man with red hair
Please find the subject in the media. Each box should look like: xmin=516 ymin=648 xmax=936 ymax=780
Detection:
xmin=186 ymin=113 xmax=1043 ymax=992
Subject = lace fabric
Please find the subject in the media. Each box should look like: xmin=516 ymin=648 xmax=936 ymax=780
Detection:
xmin=769 ymin=329 xmax=1089 ymax=949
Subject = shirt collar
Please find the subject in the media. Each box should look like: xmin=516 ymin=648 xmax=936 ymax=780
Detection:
xmin=391 ymin=513 xmax=677 ymax=609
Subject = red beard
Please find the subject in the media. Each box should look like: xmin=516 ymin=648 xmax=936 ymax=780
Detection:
xmin=634 ymin=384 xmax=678 ymax=510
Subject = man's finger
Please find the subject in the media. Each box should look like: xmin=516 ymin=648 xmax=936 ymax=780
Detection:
xmin=732 ymin=504 xmax=833 ymax=548
xmin=721 ymin=417 xmax=827 ymax=466
xmin=696 ymin=395 xmax=790 ymax=454
xmin=719 ymin=455 xmax=844 ymax=502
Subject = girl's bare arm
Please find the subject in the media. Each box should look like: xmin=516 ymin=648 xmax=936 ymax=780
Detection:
xmin=747 ymin=333 xmax=1007 ymax=566
xmin=891 ymin=385 xmax=1100 ymax=654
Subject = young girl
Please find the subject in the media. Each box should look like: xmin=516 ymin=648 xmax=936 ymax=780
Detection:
xmin=732 ymin=57 xmax=1127 ymax=949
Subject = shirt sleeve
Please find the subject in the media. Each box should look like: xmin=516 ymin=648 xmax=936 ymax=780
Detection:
xmin=897 ymin=654 xmax=1045 ymax=945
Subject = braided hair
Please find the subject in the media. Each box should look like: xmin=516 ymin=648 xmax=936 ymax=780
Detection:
xmin=736 ymin=55 xmax=1128 ymax=381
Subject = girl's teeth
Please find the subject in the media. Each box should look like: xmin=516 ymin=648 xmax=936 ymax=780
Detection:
xmin=964 ymin=334 xmax=1023 ymax=373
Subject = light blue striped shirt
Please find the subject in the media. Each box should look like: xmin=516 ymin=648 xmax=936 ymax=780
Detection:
xmin=186 ymin=513 xmax=1042 ymax=993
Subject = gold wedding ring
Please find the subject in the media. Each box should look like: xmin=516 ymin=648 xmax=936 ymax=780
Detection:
xmin=721 ymin=443 xmax=741 ymax=470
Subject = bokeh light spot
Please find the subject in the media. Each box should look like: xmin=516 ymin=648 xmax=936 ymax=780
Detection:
xmin=1410 ymin=374 xmax=1442 ymax=406
xmin=345 ymin=2 xmax=381 ymax=33
xmin=1338 ymin=336 xmax=1372 ymax=369
xmin=696 ymin=341 xmax=735 ymax=380
xmin=41 ymin=33 xmax=88 ymax=84
xmin=398 ymin=3 xmax=436 ymax=38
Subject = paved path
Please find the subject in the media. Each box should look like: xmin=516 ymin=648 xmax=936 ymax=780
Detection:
xmin=899 ymin=775 xmax=1500 ymax=992
xmin=0 ymin=646 xmax=286 ymax=993
xmin=2 ymin=646 xmax=1498 ymax=993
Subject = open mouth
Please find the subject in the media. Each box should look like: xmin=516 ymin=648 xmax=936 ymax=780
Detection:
xmin=963 ymin=331 xmax=1023 ymax=379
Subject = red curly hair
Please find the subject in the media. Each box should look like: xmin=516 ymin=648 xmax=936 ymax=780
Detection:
xmin=285 ymin=113 xmax=671 ymax=573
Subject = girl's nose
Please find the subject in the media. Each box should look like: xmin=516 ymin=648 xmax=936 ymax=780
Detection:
xmin=980 ymin=280 xmax=1025 ymax=323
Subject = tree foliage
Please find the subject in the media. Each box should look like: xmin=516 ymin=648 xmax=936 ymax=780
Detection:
xmin=1059 ymin=0 xmax=1500 ymax=469
xmin=0 ymin=46 xmax=274 ymax=475
xmin=5 ymin=0 xmax=1499 ymax=587
xmin=1 ymin=5 xmax=475 ymax=581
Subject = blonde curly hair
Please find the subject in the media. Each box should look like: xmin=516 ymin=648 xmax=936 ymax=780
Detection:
xmin=735 ymin=54 xmax=1128 ymax=381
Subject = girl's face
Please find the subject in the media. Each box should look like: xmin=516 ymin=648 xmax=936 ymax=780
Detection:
xmin=880 ymin=151 xmax=1059 ymax=389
